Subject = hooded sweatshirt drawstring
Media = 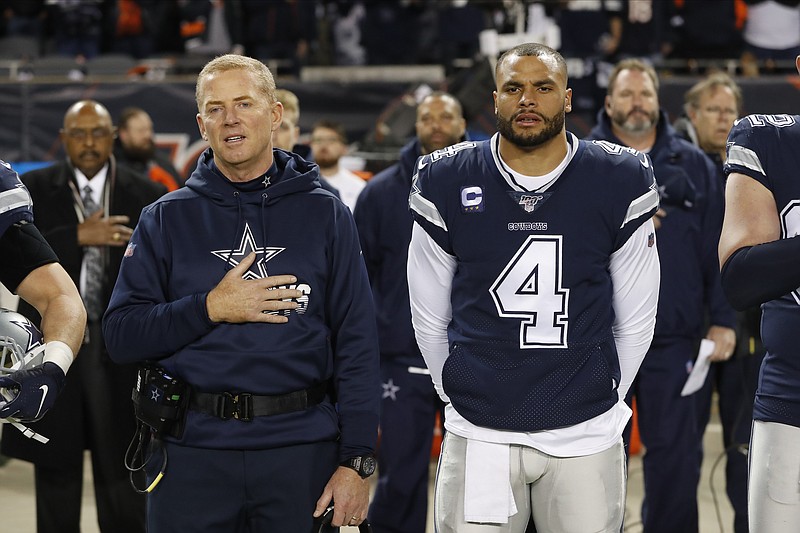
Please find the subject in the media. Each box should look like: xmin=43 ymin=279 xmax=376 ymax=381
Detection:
xmin=260 ymin=193 xmax=269 ymax=276
xmin=188 ymin=148 xmax=323 ymax=277
xmin=225 ymin=191 xmax=243 ymax=270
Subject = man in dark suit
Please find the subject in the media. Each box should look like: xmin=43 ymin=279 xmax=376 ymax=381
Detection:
xmin=0 ymin=100 xmax=166 ymax=533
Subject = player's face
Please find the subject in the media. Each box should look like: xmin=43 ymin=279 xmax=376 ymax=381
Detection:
xmin=689 ymin=86 xmax=738 ymax=155
xmin=196 ymin=68 xmax=281 ymax=181
xmin=493 ymin=54 xmax=572 ymax=149
xmin=309 ymin=127 xmax=347 ymax=168
xmin=606 ymin=69 xmax=659 ymax=134
xmin=415 ymin=97 xmax=466 ymax=155
xmin=61 ymin=104 xmax=115 ymax=179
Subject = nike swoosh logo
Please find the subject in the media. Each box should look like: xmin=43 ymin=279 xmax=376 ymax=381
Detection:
xmin=35 ymin=384 xmax=48 ymax=419
xmin=639 ymin=154 xmax=650 ymax=169
xmin=417 ymin=158 xmax=428 ymax=170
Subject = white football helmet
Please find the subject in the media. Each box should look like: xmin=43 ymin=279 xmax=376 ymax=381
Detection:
xmin=0 ymin=308 xmax=44 ymax=404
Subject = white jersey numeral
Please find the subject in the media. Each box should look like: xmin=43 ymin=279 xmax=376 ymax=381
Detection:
xmin=744 ymin=114 xmax=796 ymax=128
xmin=489 ymin=236 xmax=570 ymax=348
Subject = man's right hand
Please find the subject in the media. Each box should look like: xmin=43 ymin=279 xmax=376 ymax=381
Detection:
xmin=206 ymin=252 xmax=302 ymax=324
xmin=78 ymin=210 xmax=133 ymax=246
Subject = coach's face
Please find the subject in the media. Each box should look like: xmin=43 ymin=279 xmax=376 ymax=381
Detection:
xmin=493 ymin=53 xmax=571 ymax=150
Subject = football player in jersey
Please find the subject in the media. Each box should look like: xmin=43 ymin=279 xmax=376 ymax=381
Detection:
xmin=718 ymin=54 xmax=800 ymax=533
xmin=407 ymin=43 xmax=660 ymax=533
xmin=0 ymin=160 xmax=86 ymax=423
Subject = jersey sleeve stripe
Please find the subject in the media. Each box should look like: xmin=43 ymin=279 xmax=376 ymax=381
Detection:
xmin=0 ymin=187 xmax=32 ymax=215
xmin=410 ymin=191 xmax=448 ymax=231
xmin=620 ymin=185 xmax=659 ymax=229
xmin=727 ymin=144 xmax=766 ymax=176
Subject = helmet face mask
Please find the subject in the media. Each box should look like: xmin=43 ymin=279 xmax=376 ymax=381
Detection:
xmin=0 ymin=308 xmax=44 ymax=408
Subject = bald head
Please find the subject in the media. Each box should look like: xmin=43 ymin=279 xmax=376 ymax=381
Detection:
xmin=415 ymin=91 xmax=466 ymax=155
xmin=61 ymin=100 xmax=116 ymax=179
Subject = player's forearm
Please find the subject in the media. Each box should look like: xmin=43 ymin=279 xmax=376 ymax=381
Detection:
xmin=610 ymin=220 xmax=660 ymax=399
xmin=408 ymin=223 xmax=456 ymax=402
xmin=39 ymin=295 xmax=86 ymax=356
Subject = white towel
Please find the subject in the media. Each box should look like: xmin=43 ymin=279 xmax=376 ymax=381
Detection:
xmin=464 ymin=440 xmax=518 ymax=523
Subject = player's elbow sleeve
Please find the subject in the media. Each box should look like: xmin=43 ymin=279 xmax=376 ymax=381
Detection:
xmin=721 ymin=247 xmax=763 ymax=311
xmin=721 ymin=239 xmax=800 ymax=311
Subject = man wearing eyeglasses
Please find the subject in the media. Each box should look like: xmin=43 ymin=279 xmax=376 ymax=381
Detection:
xmin=673 ymin=73 xmax=763 ymax=533
xmin=0 ymin=99 xmax=166 ymax=533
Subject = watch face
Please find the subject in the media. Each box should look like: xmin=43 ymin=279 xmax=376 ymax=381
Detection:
xmin=361 ymin=455 xmax=376 ymax=476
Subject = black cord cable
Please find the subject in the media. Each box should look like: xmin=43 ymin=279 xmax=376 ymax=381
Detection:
xmin=124 ymin=421 xmax=168 ymax=493
xmin=707 ymin=345 xmax=760 ymax=533
xmin=708 ymin=448 xmax=727 ymax=533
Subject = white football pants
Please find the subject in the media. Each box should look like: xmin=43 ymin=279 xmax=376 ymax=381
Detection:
xmin=434 ymin=432 xmax=626 ymax=533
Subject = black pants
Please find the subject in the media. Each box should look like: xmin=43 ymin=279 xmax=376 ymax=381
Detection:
xmin=34 ymin=321 xmax=145 ymax=533
xmin=147 ymin=440 xmax=338 ymax=532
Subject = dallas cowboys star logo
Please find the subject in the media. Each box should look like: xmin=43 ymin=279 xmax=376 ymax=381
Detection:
xmin=210 ymin=221 xmax=285 ymax=279
xmin=382 ymin=379 xmax=400 ymax=401
xmin=150 ymin=387 xmax=161 ymax=402
xmin=9 ymin=319 xmax=43 ymax=352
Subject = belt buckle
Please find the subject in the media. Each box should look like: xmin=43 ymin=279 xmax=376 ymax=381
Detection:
xmin=222 ymin=392 xmax=253 ymax=422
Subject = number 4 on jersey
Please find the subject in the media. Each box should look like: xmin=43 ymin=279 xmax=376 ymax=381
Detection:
xmin=489 ymin=236 xmax=569 ymax=349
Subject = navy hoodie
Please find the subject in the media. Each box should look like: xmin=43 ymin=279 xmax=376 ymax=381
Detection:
xmin=586 ymin=110 xmax=735 ymax=339
xmin=103 ymin=148 xmax=380 ymax=458
xmin=353 ymin=139 xmax=424 ymax=367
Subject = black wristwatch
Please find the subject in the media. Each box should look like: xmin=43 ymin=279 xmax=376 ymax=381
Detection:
xmin=340 ymin=455 xmax=376 ymax=478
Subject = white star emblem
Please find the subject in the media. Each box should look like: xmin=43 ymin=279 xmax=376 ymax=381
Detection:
xmin=150 ymin=387 xmax=161 ymax=401
xmin=210 ymin=221 xmax=285 ymax=279
xmin=382 ymin=379 xmax=400 ymax=401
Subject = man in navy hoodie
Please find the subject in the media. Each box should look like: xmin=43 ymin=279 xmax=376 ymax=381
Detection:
xmin=585 ymin=58 xmax=736 ymax=533
xmin=103 ymin=54 xmax=380 ymax=532
xmin=354 ymin=91 xmax=466 ymax=533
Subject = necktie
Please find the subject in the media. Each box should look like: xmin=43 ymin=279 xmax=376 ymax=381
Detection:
xmin=82 ymin=185 xmax=104 ymax=321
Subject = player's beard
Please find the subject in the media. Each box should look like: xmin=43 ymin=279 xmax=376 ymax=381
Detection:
xmin=496 ymin=107 xmax=565 ymax=148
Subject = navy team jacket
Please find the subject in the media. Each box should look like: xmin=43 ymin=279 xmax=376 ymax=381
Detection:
xmin=587 ymin=110 xmax=735 ymax=339
xmin=103 ymin=148 xmax=380 ymax=459
xmin=354 ymin=139 xmax=425 ymax=368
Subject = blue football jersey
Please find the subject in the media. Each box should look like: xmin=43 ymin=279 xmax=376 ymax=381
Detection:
xmin=410 ymin=133 xmax=658 ymax=432
xmin=0 ymin=160 xmax=34 ymax=238
xmin=725 ymin=113 xmax=800 ymax=427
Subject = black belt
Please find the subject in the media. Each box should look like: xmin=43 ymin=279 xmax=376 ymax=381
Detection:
xmin=190 ymin=381 xmax=328 ymax=422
